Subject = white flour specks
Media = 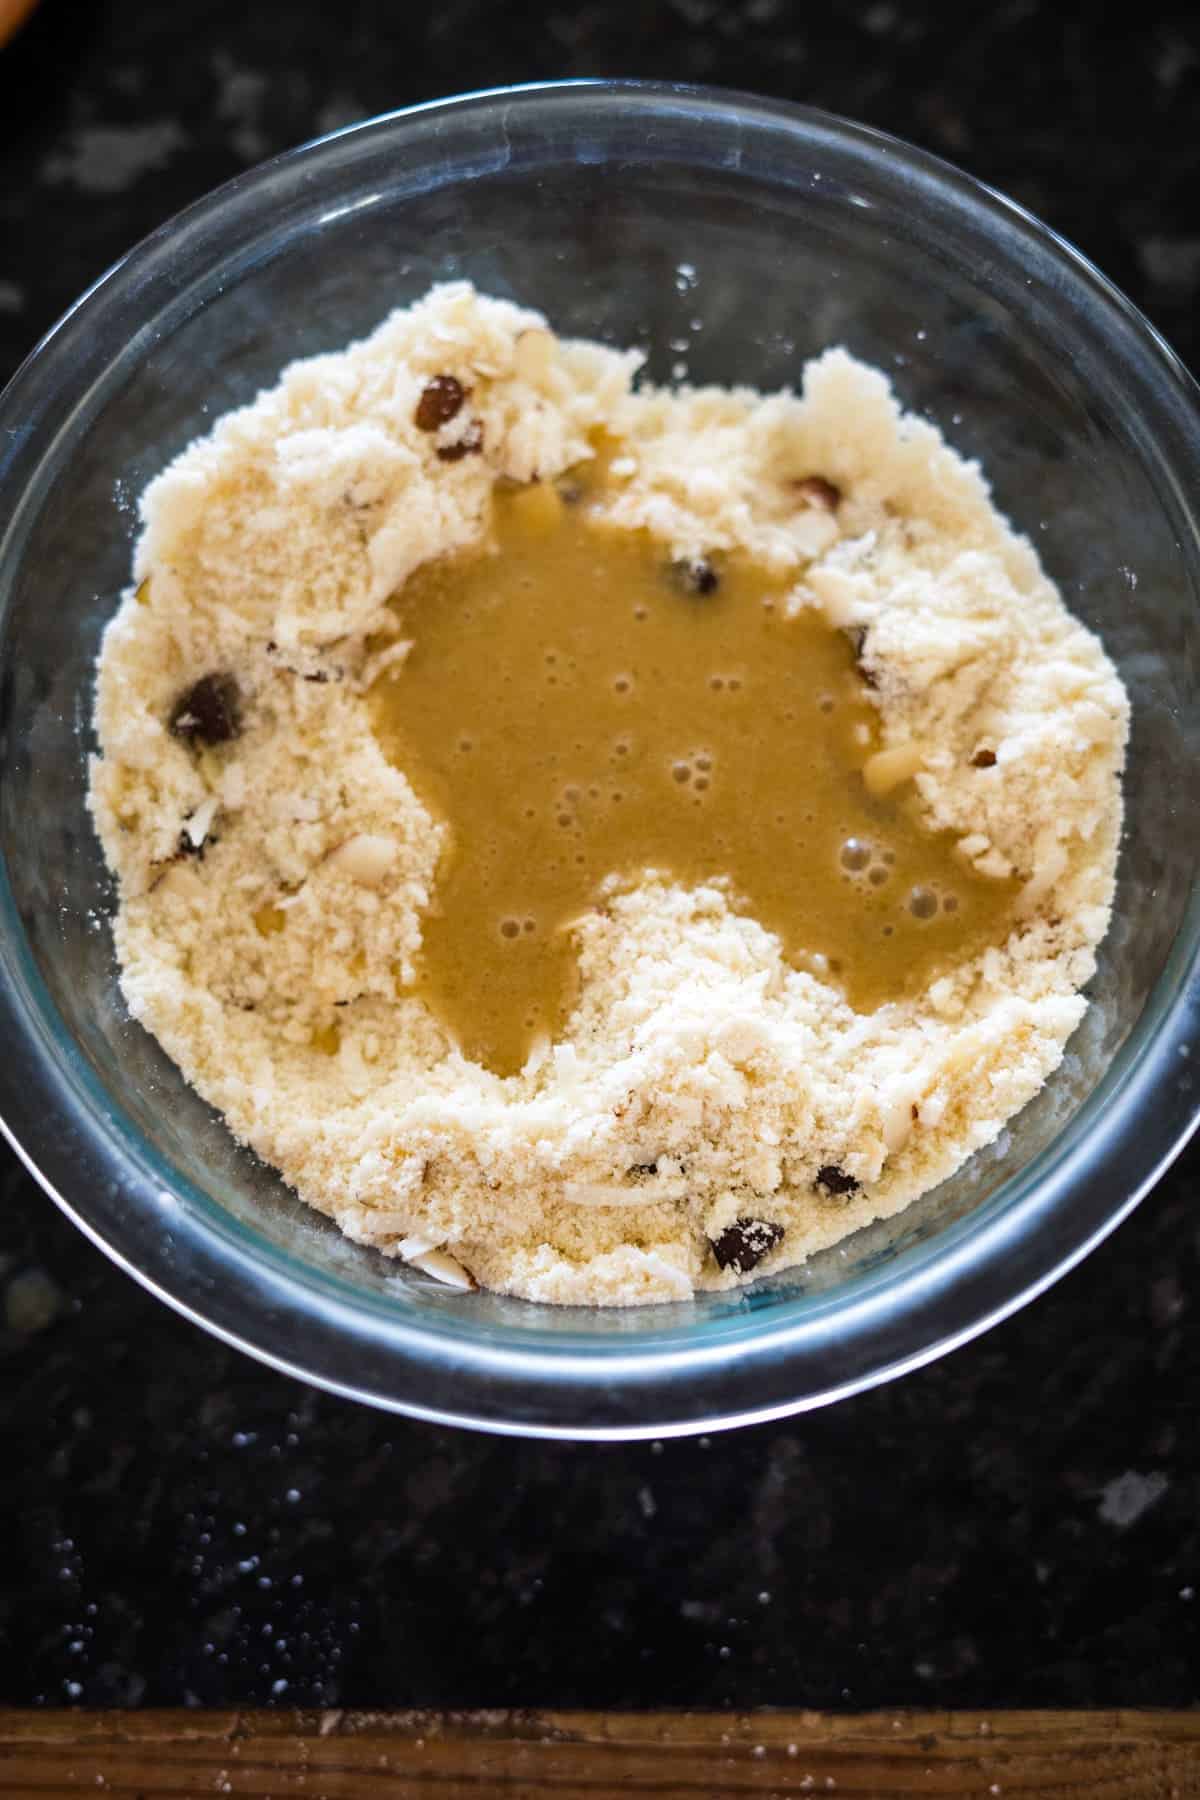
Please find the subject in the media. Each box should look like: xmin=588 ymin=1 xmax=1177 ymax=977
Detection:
xmin=41 ymin=121 xmax=188 ymax=194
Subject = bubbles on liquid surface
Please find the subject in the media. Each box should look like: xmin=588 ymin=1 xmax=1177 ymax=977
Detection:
xmin=840 ymin=838 xmax=871 ymax=872
xmin=500 ymin=916 xmax=538 ymax=941
xmin=908 ymin=887 xmax=939 ymax=920
xmin=670 ymin=748 xmax=714 ymax=793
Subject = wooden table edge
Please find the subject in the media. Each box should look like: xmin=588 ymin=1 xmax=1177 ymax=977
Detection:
xmin=2 ymin=1707 xmax=1199 ymax=1796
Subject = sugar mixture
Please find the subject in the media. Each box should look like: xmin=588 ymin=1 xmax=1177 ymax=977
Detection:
xmin=89 ymin=284 xmax=1129 ymax=1305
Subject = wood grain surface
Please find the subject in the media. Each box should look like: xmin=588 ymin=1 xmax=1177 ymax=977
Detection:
xmin=3 ymin=1708 xmax=1200 ymax=1797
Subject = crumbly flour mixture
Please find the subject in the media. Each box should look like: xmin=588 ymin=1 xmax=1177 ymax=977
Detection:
xmin=89 ymin=283 xmax=1129 ymax=1305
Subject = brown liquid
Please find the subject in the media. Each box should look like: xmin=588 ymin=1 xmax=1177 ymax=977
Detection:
xmin=371 ymin=469 xmax=1015 ymax=1074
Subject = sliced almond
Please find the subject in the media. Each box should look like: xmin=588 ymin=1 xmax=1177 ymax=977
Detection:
xmin=328 ymin=833 xmax=397 ymax=887
xmin=564 ymin=1181 xmax=655 ymax=1208
xmin=182 ymin=794 xmax=219 ymax=850
xmin=862 ymin=741 xmax=925 ymax=797
xmin=357 ymin=638 xmax=413 ymax=691
xmin=880 ymin=1073 xmax=925 ymax=1153
xmin=396 ymin=1230 xmax=447 ymax=1260
xmin=806 ymin=565 xmax=863 ymax=626
xmin=975 ymin=848 xmax=1014 ymax=881
xmin=1018 ymin=836 xmax=1069 ymax=913
xmin=513 ymin=327 xmax=556 ymax=384
xmin=409 ymin=1247 xmax=476 ymax=1289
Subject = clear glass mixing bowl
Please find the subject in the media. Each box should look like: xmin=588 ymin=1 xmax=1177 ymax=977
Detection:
xmin=2 ymin=82 xmax=1199 ymax=1439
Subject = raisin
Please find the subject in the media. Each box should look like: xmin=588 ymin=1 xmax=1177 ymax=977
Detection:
xmin=814 ymin=1164 xmax=860 ymax=1198
xmin=792 ymin=475 xmax=842 ymax=511
xmin=414 ymin=374 xmax=466 ymax=432
xmin=845 ymin=626 xmax=878 ymax=689
xmin=669 ymin=556 xmax=720 ymax=597
xmin=436 ymin=419 xmax=484 ymax=463
xmin=709 ymin=1216 xmax=784 ymax=1274
xmin=168 ymin=673 xmax=242 ymax=746
xmin=972 ymin=747 xmax=997 ymax=768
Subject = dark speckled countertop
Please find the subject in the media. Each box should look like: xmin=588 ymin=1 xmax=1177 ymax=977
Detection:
xmin=2 ymin=0 xmax=1200 ymax=1713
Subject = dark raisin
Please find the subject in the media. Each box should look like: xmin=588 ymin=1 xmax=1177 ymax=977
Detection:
xmin=436 ymin=419 xmax=484 ymax=463
xmin=414 ymin=374 xmax=466 ymax=432
xmin=845 ymin=626 xmax=878 ymax=689
xmin=792 ymin=475 xmax=842 ymax=511
xmin=815 ymin=1164 xmax=860 ymax=1198
xmin=169 ymin=673 xmax=242 ymax=746
xmin=709 ymin=1216 xmax=785 ymax=1274
xmin=670 ymin=556 xmax=720 ymax=597
xmin=971 ymin=747 xmax=997 ymax=768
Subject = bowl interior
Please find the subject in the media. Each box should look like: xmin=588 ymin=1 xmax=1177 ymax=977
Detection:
xmin=1 ymin=87 xmax=1198 ymax=1379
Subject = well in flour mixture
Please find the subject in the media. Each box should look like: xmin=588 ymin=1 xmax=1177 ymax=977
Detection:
xmin=372 ymin=452 xmax=1017 ymax=1076
xmin=89 ymin=283 xmax=1129 ymax=1306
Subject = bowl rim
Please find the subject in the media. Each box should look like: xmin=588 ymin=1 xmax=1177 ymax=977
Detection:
xmin=3 ymin=77 xmax=1200 ymax=1439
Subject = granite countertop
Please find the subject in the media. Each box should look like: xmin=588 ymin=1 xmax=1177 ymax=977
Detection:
xmin=2 ymin=0 xmax=1199 ymax=1711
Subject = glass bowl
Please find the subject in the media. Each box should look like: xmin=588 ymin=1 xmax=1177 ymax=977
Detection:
xmin=2 ymin=82 xmax=1199 ymax=1440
